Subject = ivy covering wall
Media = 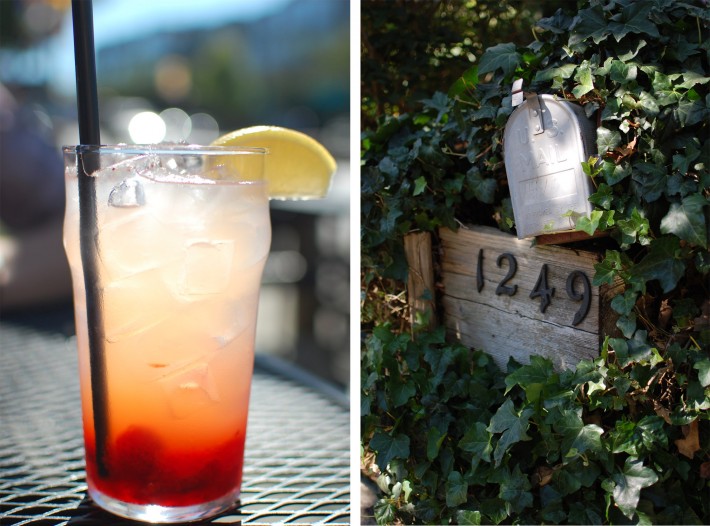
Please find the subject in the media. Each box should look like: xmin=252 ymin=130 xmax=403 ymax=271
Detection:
xmin=361 ymin=1 xmax=709 ymax=524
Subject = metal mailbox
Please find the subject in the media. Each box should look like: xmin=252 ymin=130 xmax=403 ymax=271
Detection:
xmin=503 ymin=93 xmax=597 ymax=239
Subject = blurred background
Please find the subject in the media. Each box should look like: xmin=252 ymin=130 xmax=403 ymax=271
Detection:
xmin=0 ymin=0 xmax=350 ymax=389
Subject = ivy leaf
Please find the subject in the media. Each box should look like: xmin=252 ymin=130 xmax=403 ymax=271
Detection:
xmin=391 ymin=376 xmax=416 ymax=407
xmin=669 ymin=37 xmax=701 ymax=63
xmin=687 ymin=379 xmax=710 ymax=411
xmin=577 ymin=210 xmax=601 ymax=236
xmin=597 ymin=127 xmax=621 ymax=153
xmin=638 ymin=90 xmax=659 ymax=116
xmin=554 ymin=466 xmax=583 ymax=495
xmin=449 ymin=65 xmax=479 ymax=98
xmin=477 ymin=43 xmax=521 ymax=78
xmin=378 ymin=156 xmax=399 ymax=178
xmin=381 ymin=197 xmax=403 ymax=236
xmin=610 ymin=330 xmax=654 ymax=367
xmin=419 ymin=138 xmax=450 ymax=166
xmin=458 ymin=422 xmax=493 ymax=468
xmin=572 ymin=62 xmax=595 ymax=98
xmin=479 ymin=498 xmax=507 ymax=525
xmin=402 ymin=479 xmax=413 ymax=502
xmin=422 ymin=91 xmax=452 ymax=123
xmin=553 ymin=408 xmax=604 ymax=459
xmin=540 ymin=485 xmax=565 ymax=522
xmin=671 ymin=139 xmax=701 ymax=176
xmin=488 ymin=399 xmax=533 ymax=466
xmin=456 ymin=510 xmax=483 ymax=525
xmin=568 ymin=503 xmax=603 ymax=525
xmin=680 ymin=70 xmax=710 ymax=88
xmin=611 ymin=415 xmax=667 ymax=455
xmin=446 ymin=470 xmax=469 ymax=507
xmin=427 ymin=426 xmax=447 ymax=461
xmin=612 ymin=458 xmax=659 ymax=519
xmin=589 ymin=183 xmax=614 ymax=210
xmin=536 ymin=8 xmax=575 ymax=34
xmin=636 ymin=415 xmax=668 ymax=450
xmin=610 ymin=289 xmax=638 ymax=316
xmin=413 ymin=176 xmax=427 ymax=196
xmin=656 ymin=89 xmax=683 ymax=108
xmin=466 ymin=167 xmax=497 ymax=204
xmin=593 ymin=249 xmax=629 ymax=286
xmin=694 ymin=360 xmax=710 ymax=388
xmin=504 ymin=355 xmax=555 ymax=394
xmin=631 ymin=162 xmax=666 ymax=202
xmin=499 ymin=465 xmax=533 ymax=514
xmin=571 ymin=424 xmax=605 ymax=457
xmin=534 ymin=63 xmax=577 ymax=83
xmin=374 ymin=499 xmax=396 ymax=525
xmin=660 ymin=194 xmax=709 ymax=249
xmin=472 ymin=105 xmax=497 ymax=121
xmin=608 ymin=2 xmax=660 ymax=42
xmin=630 ymin=236 xmax=685 ymax=293
xmin=370 ymin=430 xmax=410 ymax=470
xmin=609 ymin=59 xmax=637 ymax=83
xmin=602 ymin=159 xmax=630 ymax=185
xmin=423 ymin=344 xmax=454 ymax=385
xmin=673 ymin=99 xmax=706 ymax=127
xmin=616 ymin=208 xmax=650 ymax=247
xmin=569 ymin=5 xmax=608 ymax=45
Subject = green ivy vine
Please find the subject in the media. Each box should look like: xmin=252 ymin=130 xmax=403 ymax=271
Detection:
xmin=361 ymin=0 xmax=709 ymax=524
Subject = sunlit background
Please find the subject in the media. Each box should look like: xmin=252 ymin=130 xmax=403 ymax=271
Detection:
xmin=0 ymin=0 xmax=350 ymax=388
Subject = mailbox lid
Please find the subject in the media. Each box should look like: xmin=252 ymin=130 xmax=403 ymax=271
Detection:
xmin=503 ymin=94 xmax=596 ymax=239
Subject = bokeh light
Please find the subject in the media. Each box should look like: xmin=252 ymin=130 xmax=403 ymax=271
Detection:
xmin=154 ymin=55 xmax=192 ymax=103
xmin=127 ymin=111 xmax=166 ymax=143
xmin=160 ymin=107 xmax=191 ymax=142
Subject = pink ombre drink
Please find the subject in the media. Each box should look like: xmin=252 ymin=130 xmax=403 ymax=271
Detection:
xmin=63 ymin=145 xmax=270 ymax=522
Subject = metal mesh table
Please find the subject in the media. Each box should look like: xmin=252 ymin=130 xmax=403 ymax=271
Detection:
xmin=0 ymin=320 xmax=350 ymax=525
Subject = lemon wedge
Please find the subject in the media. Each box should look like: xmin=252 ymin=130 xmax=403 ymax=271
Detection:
xmin=211 ymin=125 xmax=337 ymax=200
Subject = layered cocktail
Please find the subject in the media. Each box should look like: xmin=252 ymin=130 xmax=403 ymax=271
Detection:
xmin=63 ymin=145 xmax=270 ymax=522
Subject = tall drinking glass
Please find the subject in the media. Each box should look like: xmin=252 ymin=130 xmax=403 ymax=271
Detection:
xmin=62 ymin=145 xmax=270 ymax=523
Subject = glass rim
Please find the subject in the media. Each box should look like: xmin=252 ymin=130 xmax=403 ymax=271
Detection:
xmin=62 ymin=144 xmax=268 ymax=156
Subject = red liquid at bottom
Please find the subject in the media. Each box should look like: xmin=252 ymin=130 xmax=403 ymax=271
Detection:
xmin=84 ymin=425 xmax=245 ymax=507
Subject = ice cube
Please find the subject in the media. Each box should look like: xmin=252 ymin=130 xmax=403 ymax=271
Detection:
xmin=165 ymin=157 xmax=179 ymax=171
xmin=145 ymin=181 xmax=221 ymax=232
xmin=108 ymin=177 xmax=145 ymax=207
xmin=102 ymin=269 xmax=174 ymax=342
xmin=99 ymin=207 xmax=183 ymax=281
xmin=212 ymin=295 xmax=258 ymax=348
xmin=179 ymin=239 xmax=234 ymax=295
xmin=159 ymin=361 xmax=220 ymax=419
xmin=136 ymin=155 xmax=209 ymax=184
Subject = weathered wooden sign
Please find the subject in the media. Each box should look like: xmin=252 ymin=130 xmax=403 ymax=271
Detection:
xmin=439 ymin=224 xmax=606 ymax=370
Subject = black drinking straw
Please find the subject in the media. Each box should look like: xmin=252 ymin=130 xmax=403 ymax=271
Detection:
xmin=71 ymin=0 xmax=109 ymax=478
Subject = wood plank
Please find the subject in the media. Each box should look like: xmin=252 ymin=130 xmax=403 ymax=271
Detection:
xmin=405 ymin=231 xmax=436 ymax=328
xmin=439 ymin=225 xmax=602 ymax=370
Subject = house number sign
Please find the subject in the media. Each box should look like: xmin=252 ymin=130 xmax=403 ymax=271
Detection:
xmin=475 ymin=248 xmax=592 ymax=326
xmin=439 ymin=225 xmax=601 ymax=370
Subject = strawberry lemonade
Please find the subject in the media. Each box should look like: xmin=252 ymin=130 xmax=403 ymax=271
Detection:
xmin=64 ymin=145 xmax=271 ymax=522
